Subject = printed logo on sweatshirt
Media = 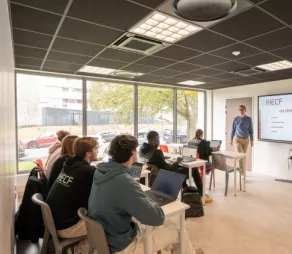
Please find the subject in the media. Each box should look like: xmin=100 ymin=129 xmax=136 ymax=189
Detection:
xmin=56 ymin=172 xmax=74 ymax=187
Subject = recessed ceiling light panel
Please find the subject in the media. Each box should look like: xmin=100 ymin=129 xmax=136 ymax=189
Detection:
xmin=130 ymin=11 xmax=202 ymax=43
xmin=257 ymin=60 xmax=292 ymax=72
xmin=111 ymin=70 xmax=144 ymax=78
xmin=79 ymin=66 xmax=116 ymax=75
xmin=178 ymin=80 xmax=205 ymax=86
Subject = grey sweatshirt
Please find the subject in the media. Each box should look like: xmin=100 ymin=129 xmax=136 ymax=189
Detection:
xmin=88 ymin=160 xmax=165 ymax=253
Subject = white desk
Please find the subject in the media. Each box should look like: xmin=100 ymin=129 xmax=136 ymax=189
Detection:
xmin=140 ymin=184 xmax=190 ymax=254
xmin=212 ymin=150 xmax=247 ymax=196
xmin=164 ymin=152 xmax=208 ymax=205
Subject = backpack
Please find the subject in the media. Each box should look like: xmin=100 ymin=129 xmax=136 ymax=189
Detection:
xmin=15 ymin=167 xmax=48 ymax=243
xmin=181 ymin=186 xmax=204 ymax=218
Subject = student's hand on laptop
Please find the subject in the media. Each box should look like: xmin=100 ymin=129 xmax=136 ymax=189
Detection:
xmin=176 ymin=157 xmax=183 ymax=164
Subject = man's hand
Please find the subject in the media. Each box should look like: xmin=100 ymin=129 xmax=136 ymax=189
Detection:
xmin=176 ymin=157 xmax=183 ymax=164
xmin=250 ymin=141 xmax=254 ymax=147
xmin=230 ymin=141 xmax=233 ymax=146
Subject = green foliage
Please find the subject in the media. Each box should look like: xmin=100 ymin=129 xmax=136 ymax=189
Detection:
xmin=89 ymin=81 xmax=198 ymax=128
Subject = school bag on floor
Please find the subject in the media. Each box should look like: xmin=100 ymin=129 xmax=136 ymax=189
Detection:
xmin=181 ymin=186 xmax=204 ymax=218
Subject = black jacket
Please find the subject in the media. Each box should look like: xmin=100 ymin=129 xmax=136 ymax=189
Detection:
xmin=188 ymin=138 xmax=213 ymax=161
xmin=139 ymin=143 xmax=178 ymax=171
xmin=46 ymin=156 xmax=95 ymax=230
xmin=47 ymin=154 xmax=69 ymax=191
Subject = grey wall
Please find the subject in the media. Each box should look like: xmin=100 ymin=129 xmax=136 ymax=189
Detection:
xmin=0 ymin=0 xmax=17 ymax=253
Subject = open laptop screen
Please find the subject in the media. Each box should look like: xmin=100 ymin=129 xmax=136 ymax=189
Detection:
xmin=151 ymin=170 xmax=185 ymax=199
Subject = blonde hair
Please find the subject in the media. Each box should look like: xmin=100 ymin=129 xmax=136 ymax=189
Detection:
xmin=60 ymin=135 xmax=78 ymax=157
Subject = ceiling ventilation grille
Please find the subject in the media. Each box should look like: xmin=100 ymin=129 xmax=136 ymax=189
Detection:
xmin=233 ymin=68 xmax=265 ymax=76
xmin=110 ymin=33 xmax=168 ymax=55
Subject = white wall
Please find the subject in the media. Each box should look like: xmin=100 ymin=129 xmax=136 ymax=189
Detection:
xmin=0 ymin=0 xmax=16 ymax=253
xmin=212 ymin=78 xmax=292 ymax=179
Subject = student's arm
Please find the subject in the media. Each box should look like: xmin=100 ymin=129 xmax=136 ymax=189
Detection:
xmin=231 ymin=118 xmax=236 ymax=141
xmin=249 ymin=118 xmax=254 ymax=142
xmin=148 ymin=149 xmax=177 ymax=172
xmin=121 ymin=179 xmax=165 ymax=226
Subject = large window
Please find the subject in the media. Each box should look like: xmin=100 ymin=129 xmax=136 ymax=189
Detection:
xmin=16 ymin=72 xmax=206 ymax=173
xmin=138 ymin=86 xmax=173 ymax=145
xmin=177 ymin=90 xmax=205 ymax=144
xmin=16 ymin=74 xmax=82 ymax=173
xmin=86 ymin=81 xmax=134 ymax=154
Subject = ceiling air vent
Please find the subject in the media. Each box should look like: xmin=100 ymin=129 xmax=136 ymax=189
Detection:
xmin=110 ymin=33 xmax=168 ymax=55
xmin=233 ymin=68 xmax=265 ymax=77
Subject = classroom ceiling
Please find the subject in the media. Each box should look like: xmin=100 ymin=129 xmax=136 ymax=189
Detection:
xmin=10 ymin=0 xmax=292 ymax=90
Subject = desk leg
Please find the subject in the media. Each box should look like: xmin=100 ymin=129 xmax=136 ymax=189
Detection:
xmin=145 ymin=173 xmax=149 ymax=187
xmin=243 ymin=157 xmax=246 ymax=192
xmin=202 ymin=164 xmax=206 ymax=205
xmin=188 ymin=166 xmax=193 ymax=186
xmin=180 ymin=211 xmax=186 ymax=254
xmin=234 ymin=159 xmax=237 ymax=196
xmin=145 ymin=226 xmax=152 ymax=254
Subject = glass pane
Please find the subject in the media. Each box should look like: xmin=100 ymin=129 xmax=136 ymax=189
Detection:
xmin=138 ymin=86 xmax=173 ymax=146
xmin=87 ymin=81 xmax=134 ymax=157
xmin=177 ymin=90 xmax=205 ymax=144
xmin=17 ymin=73 xmax=83 ymax=173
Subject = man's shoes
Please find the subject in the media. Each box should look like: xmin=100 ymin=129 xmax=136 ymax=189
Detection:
xmin=205 ymin=194 xmax=212 ymax=203
xmin=196 ymin=248 xmax=204 ymax=254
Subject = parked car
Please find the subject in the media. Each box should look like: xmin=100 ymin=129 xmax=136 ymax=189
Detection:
xmin=24 ymin=132 xmax=57 ymax=149
xmin=163 ymin=129 xmax=187 ymax=144
xmin=96 ymin=130 xmax=120 ymax=142
xmin=18 ymin=140 xmax=28 ymax=159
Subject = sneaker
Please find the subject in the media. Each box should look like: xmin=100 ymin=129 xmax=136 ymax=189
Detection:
xmin=205 ymin=194 xmax=212 ymax=203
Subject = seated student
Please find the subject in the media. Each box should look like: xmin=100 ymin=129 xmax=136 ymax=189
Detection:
xmin=139 ymin=131 xmax=203 ymax=196
xmin=47 ymin=135 xmax=78 ymax=191
xmin=45 ymin=130 xmax=70 ymax=176
xmin=188 ymin=129 xmax=213 ymax=170
xmin=46 ymin=137 xmax=97 ymax=238
xmin=88 ymin=135 xmax=195 ymax=254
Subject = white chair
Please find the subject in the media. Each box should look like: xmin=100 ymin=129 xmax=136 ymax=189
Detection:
xmin=211 ymin=153 xmax=242 ymax=196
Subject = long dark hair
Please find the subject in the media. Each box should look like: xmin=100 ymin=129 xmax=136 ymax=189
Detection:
xmin=109 ymin=135 xmax=138 ymax=163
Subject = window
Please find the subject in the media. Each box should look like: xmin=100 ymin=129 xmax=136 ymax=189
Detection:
xmin=138 ymin=86 xmax=173 ymax=146
xmin=87 ymin=81 xmax=134 ymax=155
xmin=177 ymin=90 xmax=205 ymax=144
xmin=16 ymin=73 xmax=83 ymax=173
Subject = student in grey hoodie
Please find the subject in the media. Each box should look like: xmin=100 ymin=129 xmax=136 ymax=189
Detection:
xmin=88 ymin=135 xmax=196 ymax=254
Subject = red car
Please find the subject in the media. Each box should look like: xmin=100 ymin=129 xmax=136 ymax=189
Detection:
xmin=24 ymin=132 xmax=57 ymax=149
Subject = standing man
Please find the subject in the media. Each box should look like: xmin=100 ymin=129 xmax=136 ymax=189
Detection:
xmin=230 ymin=105 xmax=254 ymax=174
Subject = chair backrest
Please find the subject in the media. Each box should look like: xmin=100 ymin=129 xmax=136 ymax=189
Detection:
xmin=212 ymin=153 xmax=227 ymax=171
xmin=31 ymin=193 xmax=60 ymax=245
xmin=78 ymin=208 xmax=110 ymax=254
xmin=182 ymin=145 xmax=197 ymax=157
xmin=160 ymin=145 xmax=169 ymax=153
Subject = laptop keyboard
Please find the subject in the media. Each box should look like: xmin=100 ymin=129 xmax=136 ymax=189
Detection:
xmin=145 ymin=190 xmax=174 ymax=206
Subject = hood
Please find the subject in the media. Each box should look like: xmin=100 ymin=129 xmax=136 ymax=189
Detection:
xmin=63 ymin=156 xmax=89 ymax=170
xmin=139 ymin=142 xmax=155 ymax=155
xmin=94 ymin=160 xmax=130 ymax=185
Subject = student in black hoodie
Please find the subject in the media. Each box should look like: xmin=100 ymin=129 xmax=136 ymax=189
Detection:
xmin=47 ymin=135 xmax=78 ymax=191
xmin=188 ymin=129 xmax=213 ymax=172
xmin=46 ymin=137 xmax=97 ymax=238
xmin=139 ymin=131 xmax=203 ymax=196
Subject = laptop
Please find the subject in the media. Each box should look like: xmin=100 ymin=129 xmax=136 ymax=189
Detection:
xmin=182 ymin=156 xmax=197 ymax=162
xmin=145 ymin=170 xmax=186 ymax=206
xmin=129 ymin=162 xmax=143 ymax=178
xmin=210 ymin=140 xmax=222 ymax=152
